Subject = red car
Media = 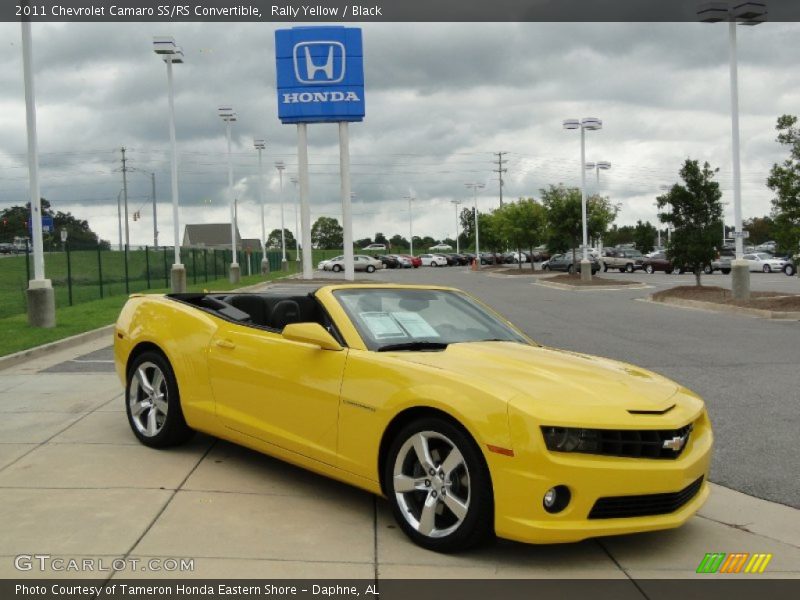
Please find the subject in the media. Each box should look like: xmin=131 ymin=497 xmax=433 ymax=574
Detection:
xmin=400 ymin=254 xmax=422 ymax=268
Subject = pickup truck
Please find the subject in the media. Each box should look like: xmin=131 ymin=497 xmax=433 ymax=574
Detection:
xmin=601 ymin=249 xmax=645 ymax=273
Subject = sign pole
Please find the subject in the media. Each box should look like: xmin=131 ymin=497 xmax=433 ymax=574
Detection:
xmin=339 ymin=122 xmax=354 ymax=281
xmin=297 ymin=123 xmax=313 ymax=280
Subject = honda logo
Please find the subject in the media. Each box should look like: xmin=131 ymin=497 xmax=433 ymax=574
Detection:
xmin=293 ymin=41 xmax=345 ymax=84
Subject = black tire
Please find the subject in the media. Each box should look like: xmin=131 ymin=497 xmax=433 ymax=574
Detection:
xmin=645 ymin=264 xmax=655 ymax=274
xmin=625 ymin=263 xmax=634 ymax=273
xmin=721 ymin=269 xmax=731 ymax=275
xmin=763 ymin=265 xmax=771 ymax=273
xmin=603 ymin=263 xmax=609 ymax=272
xmin=618 ymin=268 xmax=625 ymax=273
xmin=785 ymin=264 xmax=796 ymax=276
xmin=567 ymin=265 xmax=574 ymax=274
xmin=332 ymin=264 xmax=342 ymax=273
xmin=126 ymin=351 xmax=194 ymax=448
xmin=366 ymin=265 xmax=376 ymax=273
xmin=703 ymin=265 xmax=713 ymax=275
xmin=665 ymin=268 xmax=673 ymax=274
xmin=543 ymin=265 xmax=550 ymax=271
xmin=431 ymin=262 xmax=438 ymax=267
xmin=384 ymin=417 xmax=494 ymax=553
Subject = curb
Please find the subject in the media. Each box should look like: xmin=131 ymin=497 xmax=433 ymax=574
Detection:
xmin=0 ymin=324 xmax=115 ymax=371
xmin=537 ymin=280 xmax=651 ymax=291
xmin=648 ymin=296 xmax=800 ymax=320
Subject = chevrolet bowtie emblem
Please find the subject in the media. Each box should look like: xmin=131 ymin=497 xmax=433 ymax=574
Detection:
xmin=663 ymin=434 xmax=689 ymax=451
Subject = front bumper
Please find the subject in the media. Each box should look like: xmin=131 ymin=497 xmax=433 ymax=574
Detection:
xmin=490 ymin=410 xmax=713 ymax=544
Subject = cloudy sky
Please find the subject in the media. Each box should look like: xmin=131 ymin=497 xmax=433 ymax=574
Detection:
xmin=0 ymin=21 xmax=798 ymax=247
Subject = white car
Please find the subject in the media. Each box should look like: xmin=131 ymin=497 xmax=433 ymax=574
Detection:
xmin=317 ymin=256 xmax=343 ymax=270
xmin=361 ymin=243 xmax=387 ymax=251
xmin=419 ymin=253 xmax=448 ymax=267
xmin=429 ymin=243 xmax=453 ymax=252
xmin=742 ymin=253 xmax=788 ymax=273
xmin=324 ymin=254 xmax=383 ymax=273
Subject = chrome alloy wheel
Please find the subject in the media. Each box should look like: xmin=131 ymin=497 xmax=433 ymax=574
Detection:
xmin=392 ymin=431 xmax=471 ymax=538
xmin=128 ymin=361 xmax=169 ymax=437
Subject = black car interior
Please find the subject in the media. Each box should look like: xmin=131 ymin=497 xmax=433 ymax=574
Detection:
xmin=168 ymin=286 xmax=342 ymax=342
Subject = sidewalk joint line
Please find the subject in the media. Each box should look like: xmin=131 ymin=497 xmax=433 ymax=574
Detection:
xmin=595 ymin=539 xmax=651 ymax=600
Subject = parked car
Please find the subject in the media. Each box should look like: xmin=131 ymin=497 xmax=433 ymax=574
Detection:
xmin=784 ymin=256 xmax=797 ymax=276
xmin=479 ymin=252 xmax=502 ymax=265
xmin=362 ymin=243 xmax=387 ymax=251
xmin=389 ymin=254 xmax=413 ymax=269
xmin=445 ymin=253 xmax=469 ymax=266
xmin=116 ymin=283 xmax=712 ymax=551
xmin=461 ymin=252 xmax=477 ymax=265
xmin=377 ymin=254 xmax=401 ymax=269
xmin=742 ymin=253 xmax=788 ymax=273
xmin=435 ymin=253 xmax=457 ymax=266
xmin=399 ymin=254 xmax=422 ymax=268
xmin=542 ymin=254 xmax=600 ymax=275
xmin=317 ymin=255 xmax=343 ymax=271
xmin=642 ymin=252 xmax=674 ymax=274
xmin=0 ymin=242 xmax=14 ymax=254
xmin=601 ymin=249 xmax=645 ymax=273
xmin=419 ymin=253 xmax=448 ymax=267
xmin=324 ymin=255 xmax=383 ymax=273
xmin=429 ymin=243 xmax=453 ymax=252
xmin=531 ymin=246 xmax=551 ymax=262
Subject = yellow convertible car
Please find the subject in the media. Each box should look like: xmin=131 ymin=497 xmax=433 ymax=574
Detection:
xmin=114 ymin=283 xmax=712 ymax=552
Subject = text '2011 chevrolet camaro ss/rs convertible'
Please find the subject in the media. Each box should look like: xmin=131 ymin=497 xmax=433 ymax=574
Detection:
xmin=114 ymin=283 xmax=712 ymax=552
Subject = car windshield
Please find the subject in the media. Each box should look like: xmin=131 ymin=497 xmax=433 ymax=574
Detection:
xmin=333 ymin=289 xmax=531 ymax=351
xmin=756 ymin=253 xmax=772 ymax=259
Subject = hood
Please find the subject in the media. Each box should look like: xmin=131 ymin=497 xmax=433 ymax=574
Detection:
xmin=388 ymin=341 xmax=679 ymax=411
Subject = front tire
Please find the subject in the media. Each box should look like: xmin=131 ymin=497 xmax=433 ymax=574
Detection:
xmin=126 ymin=351 xmax=193 ymax=448
xmin=385 ymin=418 xmax=493 ymax=553
xmin=785 ymin=264 xmax=796 ymax=276
xmin=366 ymin=265 xmax=376 ymax=273
xmin=332 ymin=264 xmax=343 ymax=273
xmin=645 ymin=264 xmax=655 ymax=274
xmin=625 ymin=263 xmax=634 ymax=273
xmin=763 ymin=265 xmax=771 ymax=273
xmin=703 ymin=265 xmax=713 ymax=275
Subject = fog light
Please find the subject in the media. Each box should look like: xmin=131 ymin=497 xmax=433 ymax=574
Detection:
xmin=543 ymin=485 xmax=571 ymax=513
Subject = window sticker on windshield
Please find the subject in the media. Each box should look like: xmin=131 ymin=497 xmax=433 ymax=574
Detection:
xmin=360 ymin=312 xmax=408 ymax=339
xmin=391 ymin=312 xmax=440 ymax=338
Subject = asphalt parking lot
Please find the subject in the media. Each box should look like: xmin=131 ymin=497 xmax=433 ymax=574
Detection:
xmin=0 ymin=270 xmax=798 ymax=582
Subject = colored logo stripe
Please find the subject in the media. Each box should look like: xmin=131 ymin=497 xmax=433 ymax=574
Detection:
xmin=696 ymin=553 xmax=772 ymax=574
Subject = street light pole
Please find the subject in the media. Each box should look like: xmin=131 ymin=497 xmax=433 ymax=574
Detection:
xmin=450 ymin=200 xmax=462 ymax=253
xmin=254 ymin=139 xmax=269 ymax=274
xmin=587 ymin=161 xmax=611 ymax=254
xmin=564 ymin=117 xmax=602 ymax=281
xmin=153 ymin=36 xmax=185 ymax=291
xmin=218 ymin=106 xmax=239 ymax=283
xmin=698 ymin=0 xmax=767 ymax=300
xmin=405 ymin=196 xmax=415 ymax=256
xmin=465 ymin=183 xmax=485 ymax=267
xmin=275 ymin=161 xmax=287 ymax=269
xmin=21 ymin=20 xmax=55 ymax=327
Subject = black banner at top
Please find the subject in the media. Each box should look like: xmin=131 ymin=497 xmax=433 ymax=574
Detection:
xmin=5 ymin=0 xmax=800 ymax=23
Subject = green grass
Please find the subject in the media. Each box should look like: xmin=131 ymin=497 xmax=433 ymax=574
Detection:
xmin=0 ymin=269 xmax=294 ymax=357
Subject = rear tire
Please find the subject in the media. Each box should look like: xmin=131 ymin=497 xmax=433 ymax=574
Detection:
xmin=126 ymin=351 xmax=194 ymax=448
xmin=703 ymin=265 xmax=713 ymax=275
xmin=384 ymin=417 xmax=494 ymax=553
xmin=332 ymin=264 xmax=342 ymax=273
xmin=721 ymin=269 xmax=731 ymax=275
xmin=568 ymin=265 xmax=574 ymax=274
xmin=785 ymin=264 xmax=796 ymax=276
xmin=645 ymin=265 xmax=655 ymax=274
xmin=366 ymin=265 xmax=376 ymax=273
xmin=625 ymin=263 xmax=634 ymax=273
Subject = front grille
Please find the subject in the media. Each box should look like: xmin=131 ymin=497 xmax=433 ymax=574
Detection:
xmin=541 ymin=423 xmax=693 ymax=459
xmin=588 ymin=476 xmax=704 ymax=519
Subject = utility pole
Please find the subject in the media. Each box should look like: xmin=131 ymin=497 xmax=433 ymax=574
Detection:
xmin=493 ymin=151 xmax=508 ymax=207
xmin=120 ymin=147 xmax=130 ymax=249
xmin=450 ymin=200 xmax=462 ymax=253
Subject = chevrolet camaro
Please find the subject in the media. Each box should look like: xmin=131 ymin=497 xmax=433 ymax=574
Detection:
xmin=114 ymin=283 xmax=712 ymax=552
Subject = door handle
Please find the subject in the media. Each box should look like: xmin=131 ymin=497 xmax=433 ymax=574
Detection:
xmin=215 ymin=339 xmax=236 ymax=350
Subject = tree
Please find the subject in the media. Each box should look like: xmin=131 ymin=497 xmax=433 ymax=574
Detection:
xmin=633 ymin=220 xmax=657 ymax=254
xmin=494 ymin=199 xmax=547 ymax=270
xmin=459 ymin=207 xmax=475 ymax=248
xmin=542 ymin=185 xmax=617 ymax=271
xmin=354 ymin=237 xmax=372 ymax=249
xmin=743 ymin=216 xmax=775 ymax=246
xmin=389 ymin=234 xmax=408 ymax=250
xmin=311 ymin=216 xmax=343 ymax=249
xmin=374 ymin=232 xmax=388 ymax=246
xmin=657 ymin=159 xmax=723 ymax=286
xmin=266 ymin=228 xmax=296 ymax=250
xmin=767 ymin=115 xmax=800 ymax=256
xmin=1 ymin=198 xmax=110 ymax=249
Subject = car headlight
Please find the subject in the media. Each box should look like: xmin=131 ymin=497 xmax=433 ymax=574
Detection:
xmin=541 ymin=426 xmax=601 ymax=453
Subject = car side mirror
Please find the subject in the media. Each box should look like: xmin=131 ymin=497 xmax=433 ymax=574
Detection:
xmin=282 ymin=323 xmax=343 ymax=351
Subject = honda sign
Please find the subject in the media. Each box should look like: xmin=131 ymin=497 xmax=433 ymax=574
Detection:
xmin=275 ymin=27 xmax=365 ymax=124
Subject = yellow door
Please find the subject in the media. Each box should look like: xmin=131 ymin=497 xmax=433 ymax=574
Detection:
xmin=207 ymin=322 xmax=347 ymax=465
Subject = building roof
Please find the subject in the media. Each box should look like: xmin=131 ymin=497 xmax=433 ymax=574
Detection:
xmin=183 ymin=223 xmax=241 ymax=247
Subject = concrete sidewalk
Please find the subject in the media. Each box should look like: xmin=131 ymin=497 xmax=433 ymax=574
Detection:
xmin=0 ymin=336 xmax=798 ymax=581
